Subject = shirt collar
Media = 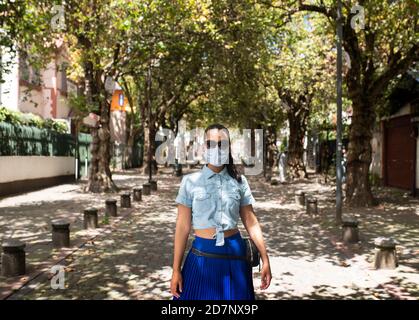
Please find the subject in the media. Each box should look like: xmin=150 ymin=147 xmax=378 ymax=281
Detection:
xmin=202 ymin=164 xmax=228 ymax=180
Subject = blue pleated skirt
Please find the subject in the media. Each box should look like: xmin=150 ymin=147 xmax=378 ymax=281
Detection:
xmin=173 ymin=232 xmax=255 ymax=300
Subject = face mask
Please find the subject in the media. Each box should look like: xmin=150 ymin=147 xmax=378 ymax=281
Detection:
xmin=204 ymin=146 xmax=229 ymax=166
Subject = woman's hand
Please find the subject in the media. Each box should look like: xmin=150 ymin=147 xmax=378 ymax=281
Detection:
xmin=170 ymin=270 xmax=183 ymax=298
xmin=260 ymin=261 xmax=272 ymax=290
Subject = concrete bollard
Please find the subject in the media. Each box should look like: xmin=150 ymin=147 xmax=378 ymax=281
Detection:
xmin=306 ymin=197 xmax=318 ymax=215
xmin=1 ymin=239 xmax=26 ymax=277
xmin=84 ymin=208 xmax=99 ymax=229
xmin=295 ymin=191 xmax=305 ymax=206
xmin=143 ymin=183 xmax=151 ymax=195
xmin=133 ymin=188 xmax=142 ymax=201
xmin=120 ymin=192 xmax=131 ymax=208
xmin=51 ymin=220 xmax=70 ymax=248
xmin=105 ymin=199 xmax=118 ymax=217
xmin=150 ymin=180 xmax=157 ymax=191
xmin=342 ymin=219 xmax=359 ymax=243
xmin=374 ymin=237 xmax=398 ymax=269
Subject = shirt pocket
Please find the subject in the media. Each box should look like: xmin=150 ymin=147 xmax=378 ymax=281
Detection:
xmin=226 ymin=192 xmax=241 ymax=219
xmin=192 ymin=192 xmax=216 ymax=217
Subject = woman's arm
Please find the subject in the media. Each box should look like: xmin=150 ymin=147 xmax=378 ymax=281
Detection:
xmin=173 ymin=204 xmax=192 ymax=271
xmin=171 ymin=204 xmax=192 ymax=298
xmin=240 ymin=204 xmax=272 ymax=290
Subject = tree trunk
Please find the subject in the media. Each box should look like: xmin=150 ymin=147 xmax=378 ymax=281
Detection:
xmin=86 ymin=100 xmax=118 ymax=193
xmin=287 ymin=109 xmax=308 ymax=180
xmin=265 ymin=127 xmax=278 ymax=177
xmin=142 ymin=120 xmax=158 ymax=176
xmin=345 ymin=97 xmax=376 ymax=207
xmin=81 ymin=58 xmax=117 ymax=193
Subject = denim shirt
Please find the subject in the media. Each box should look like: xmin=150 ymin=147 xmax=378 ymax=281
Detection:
xmin=175 ymin=164 xmax=256 ymax=246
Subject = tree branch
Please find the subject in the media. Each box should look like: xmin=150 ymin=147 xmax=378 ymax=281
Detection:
xmin=369 ymin=44 xmax=418 ymax=98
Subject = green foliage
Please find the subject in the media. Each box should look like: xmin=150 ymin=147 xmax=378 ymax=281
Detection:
xmin=4 ymin=0 xmax=417 ymax=151
xmin=0 ymin=107 xmax=68 ymax=133
xmin=1 ymin=0 xmax=60 ymax=82
xmin=279 ymin=136 xmax=288 ymax=152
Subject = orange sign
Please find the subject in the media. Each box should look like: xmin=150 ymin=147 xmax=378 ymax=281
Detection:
xmin=111 ymin=90 xmax=128 ymax=112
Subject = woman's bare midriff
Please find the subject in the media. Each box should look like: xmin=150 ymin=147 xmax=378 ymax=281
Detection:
xmin=194 ymin=227 xmax=239 ymax=239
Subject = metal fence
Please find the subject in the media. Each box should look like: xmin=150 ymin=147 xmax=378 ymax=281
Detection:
xmin=0 ymin=122 xmax=93 ymax=179
xmin=77 ymin=132 xmax=92 ymax=178
xmin=0 ymin=122 xmax=144 ymax=178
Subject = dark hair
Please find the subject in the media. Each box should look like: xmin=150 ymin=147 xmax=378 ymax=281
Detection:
xmin=204 ymin=123 xmax=242 ymax=183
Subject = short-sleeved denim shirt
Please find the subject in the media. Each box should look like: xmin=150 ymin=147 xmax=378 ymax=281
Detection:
xmin=175 ymin=164 xmax=256 ymax=246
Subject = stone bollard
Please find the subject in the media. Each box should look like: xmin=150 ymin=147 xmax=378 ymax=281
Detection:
xmin=1 ymin=240 xmax=26 ymax=277
xmin=342 ymin=219 xmax=359 ymax=243
xmin=120 ymin=192 xmax=131 ymax=208
xmin=84 ymin=207 xmax=99 ymax=229
xmin=306 ymin=197 xmax=318 ymax=215
xmin=374 ymin=237 xmax=398 ymax=269
xmin=150 ymin=180 xmax=157 ymax=191
xmin=105 ymin=199 xmax=118 ymax=217
xmin=295 ymin=191 xmax=305 ymax=206
xmin=133 ymin=187 xmax=142 ymax=201
xmin=143 ymin=183 xmax=151 ymax=195
xmin=51 ymin=220 xmax=70 ymax=248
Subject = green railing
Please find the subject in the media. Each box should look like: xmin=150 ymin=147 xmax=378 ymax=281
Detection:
xmin=77 ymin=132 xmax=92 ymax=178
xmin=0 ymin=122 xmax=144 ymax=177
xmin=0 ymin=121 xmax=94 ymax=179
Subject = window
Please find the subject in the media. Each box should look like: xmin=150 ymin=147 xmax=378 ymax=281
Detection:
xmin=18 ymin=51 xmax=42 ymax=86
xmin=61 ymin=63 xmax=68 ymax=93
xmin=19 ymin=52 xmax=31 ymax=82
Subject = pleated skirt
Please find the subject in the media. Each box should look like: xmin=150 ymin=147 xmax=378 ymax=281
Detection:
xmin=173 ymin=232 xmax=255 ymax=300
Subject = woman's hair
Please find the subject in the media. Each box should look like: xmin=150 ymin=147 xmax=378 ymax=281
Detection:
xmin=204 ymin=123 xmax=242 ymax=183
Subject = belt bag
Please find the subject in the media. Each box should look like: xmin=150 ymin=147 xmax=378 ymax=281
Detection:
xmin=191 ymin=237 xmax=260 ymax=268
xmin=243 ymin=237 xmax=261 ymax=268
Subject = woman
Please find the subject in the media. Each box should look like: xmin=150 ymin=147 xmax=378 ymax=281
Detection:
xmin=170 ymin=123 xmax=272 ymax=300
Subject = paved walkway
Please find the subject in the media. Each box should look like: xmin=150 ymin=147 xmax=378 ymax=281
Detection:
xmin=1 ymin=167 xmax=418 ymax=300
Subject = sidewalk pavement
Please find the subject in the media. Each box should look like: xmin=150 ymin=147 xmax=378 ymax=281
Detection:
xmin=1 ymin=167 xmax=418 ymax=299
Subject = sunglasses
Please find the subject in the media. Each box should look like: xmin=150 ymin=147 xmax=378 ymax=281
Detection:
xmin=206 ymin=139 xmax=229 ymax=149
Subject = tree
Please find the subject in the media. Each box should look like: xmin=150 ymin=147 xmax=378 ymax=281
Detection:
xmin=63 ymin=0 xmax=132 ymax=192
xmin=270 ymin=13 xmax=336 ymax=179
xmin=187 ymin=0 xmax=285 ymax=173
xmin=118 ymin=0 xmax=215 ymax=175
xmin=1 ymin=1 xmax=60 ymax=86
xmin=264 ymin=0 xmax=418 ymax=206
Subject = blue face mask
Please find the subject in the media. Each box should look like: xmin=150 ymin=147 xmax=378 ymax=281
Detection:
xmin=204 ymin=146 xmax=229 ymax=166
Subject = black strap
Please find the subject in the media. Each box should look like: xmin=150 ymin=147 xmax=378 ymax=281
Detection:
xmin=191 ymin=247 xmax=247 ymax=261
